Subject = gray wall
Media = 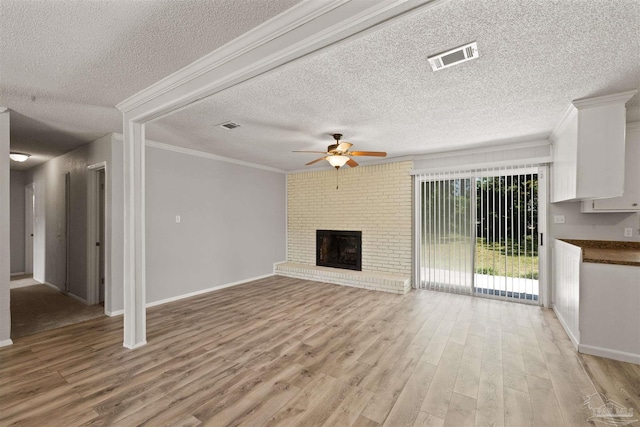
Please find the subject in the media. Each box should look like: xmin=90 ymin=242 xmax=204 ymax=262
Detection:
xmin=10 ymin=169 xmax=26 ymax=273
xmin=550 ymin=202 xmax=639 ymax=242
xmin=25 ymin=134 xmax=117 ymax=303
xmin=145 ymin=146 xmax=286 ymax=304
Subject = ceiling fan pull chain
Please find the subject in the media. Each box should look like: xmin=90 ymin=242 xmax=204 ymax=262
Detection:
xmin=336 ymin=167 xmax=339 ymax=190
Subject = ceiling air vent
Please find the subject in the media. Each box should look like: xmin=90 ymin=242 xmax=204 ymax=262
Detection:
xmin=428 ymin=42 xmax=479 ymax=71
xmin=219 ymin=121 xmax=241 ymax=130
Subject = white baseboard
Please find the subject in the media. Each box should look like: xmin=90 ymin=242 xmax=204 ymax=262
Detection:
xmin=579 ymin=344 xmax=640 ymax=365
xmin=64 ymin=291 xmax=88 ymax=305
xmin=124 ymin=340 xmax=147 ymax=350
xmin=10 ymin=271 xmax=25 ymax=276
xmin=106 ymin=309 xmax=124 ymax=317
xmin=0 ymin=339 xmax=13 ymax=347
xmin=106 ymin=273 xmax=275 ymax=316
xmin=146 ymin=273 xmax=274 ymax=308
xmin=42 ymin=281 xmax=62 ymax=292
xmin=10 ymin=281 xmax=40 ymax=289
xmin=552 ymin=305 xmax=579 ymax=350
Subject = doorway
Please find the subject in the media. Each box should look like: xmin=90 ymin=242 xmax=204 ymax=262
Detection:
xmin=414 ymin=165 xmax=548 ymax=305
xmin=87 ymin=163 xmax=108 ymax=311
xmin=24 ymin=183 xmax=34 ymax=275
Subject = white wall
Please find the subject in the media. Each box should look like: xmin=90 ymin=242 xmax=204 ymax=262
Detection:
xmin=10 ymin=170 xmax=26 ymax=274
xmin=25 ymin=134 xmax=122 ymax=310
xmin=144 ymin=145 xmax=286 ymax=304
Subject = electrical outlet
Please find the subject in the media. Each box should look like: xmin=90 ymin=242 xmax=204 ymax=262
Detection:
xmin=554 ymin=215 xmax=565 ymax=224
xmin=624 ymin=228 xmax=633 ymax=237
xmin=176 ymin=215 xmax=181 ymax=224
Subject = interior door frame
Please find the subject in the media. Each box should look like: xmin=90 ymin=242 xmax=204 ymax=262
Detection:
xmin=87 ymin=161 xmax=110 ymax=313
xmin=24 ymin=183 xmax=34 ymax=275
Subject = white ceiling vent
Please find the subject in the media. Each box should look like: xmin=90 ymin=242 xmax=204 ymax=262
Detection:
xmin=428 ymin=42 xmax=479 ymax=71
xmin=219 ymin=121 xmax=241 ymax=130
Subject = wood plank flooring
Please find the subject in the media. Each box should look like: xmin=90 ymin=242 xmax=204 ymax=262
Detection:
xmin=0 ymin=276 xmax=635 ymax=426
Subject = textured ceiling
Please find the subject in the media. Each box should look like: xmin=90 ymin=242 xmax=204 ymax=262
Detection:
xmin=1 ymin=0 xmax=301 ymax=170
xmin=3 ymin=0 xmax=639 ymax=172
xmin=149 ymin=0 xmax=640 ymax=171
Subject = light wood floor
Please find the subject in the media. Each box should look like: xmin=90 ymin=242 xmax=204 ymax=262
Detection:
xmin=0 ymin=276 xmax=636 ymax=426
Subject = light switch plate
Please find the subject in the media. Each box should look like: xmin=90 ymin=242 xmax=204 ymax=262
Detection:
xmin=176 ymin=215 xmax=181 ymax=224
xmin=624 ymin=228 xmax=633 ymax=237
xmin=554 ymin=215 xmax=565 ymax=224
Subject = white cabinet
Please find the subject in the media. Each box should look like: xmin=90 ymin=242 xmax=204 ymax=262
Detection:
xmin=551 ymin=90 xmax=636 ymax=203
xmin=582 ymin=123 xmax=640 ymax=212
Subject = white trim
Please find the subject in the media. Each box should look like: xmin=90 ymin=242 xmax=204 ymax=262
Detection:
xmin=64 ymin=291 xmax=88 ymax=305
xmin=107 ymin=273 xmax=274 ymax=317
xmin=552 ymin=91 xmax=638 ymax=141
xmin=287 ymin=155 xmax=415 ymax=174
xmin=146 ymin=140 xmax=286 ymax=174
xmin=0 ymin=339 xmax=13 ymax=347
xmin=10 ymin=271 xmax=25 ymax=276
xmin=572 ymin=90 xmax=637 ymax=109
xmin=627 ymin=121 xmax=640 ymax=132
xmin=116 ymin=0 xmax=349 ymax=113
xmin=106 ymin=309 xmax=124 ymax=317
xmin=413 ymin=139 xmax=551 ymax=160
xmin=579 ymin=344 xmax=640 ymax=365
xmin=146 ymin=273 xmax=274 ymax=308
xmin=86 ymin=162 xmax=111 ymax=315
xmin=552 ymin=305 xmax=579 ymax=350
xmin=0 ymin=107 xmax=7 ymax=113
xmin=115 ymin=0 xmax=442 ymax=350
xmin=411 ymin=159 xmax=550 ymax=176
xmin=124 ymin=340 xmax=147 ymax=350
xmin=113 ymin=133 xmax=286 ymax=174
xmin=24 ymin=183 xmax=34 ymax=275
xmin=10 ymin=281 xmax=40 ymax=289
xmin=116 ymin=0 xmax=424 ymax=116
xmin=42 ymin=281 xmax=62 ymax=292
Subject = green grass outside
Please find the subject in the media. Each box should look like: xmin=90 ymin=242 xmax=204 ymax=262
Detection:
xmin=421 ymin=237 xmax=539 ymax=279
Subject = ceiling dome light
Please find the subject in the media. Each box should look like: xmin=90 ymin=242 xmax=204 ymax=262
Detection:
xmin=9 ymin=152 xmax=30 ymax=162
xmin=327 ymin=155 xmax=349 ymax=168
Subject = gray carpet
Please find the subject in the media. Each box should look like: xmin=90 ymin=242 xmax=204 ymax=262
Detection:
xmin=10 ymin=283 xmax=106 ymax=339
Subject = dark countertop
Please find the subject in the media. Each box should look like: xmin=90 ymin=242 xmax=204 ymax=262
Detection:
xmin=560 ymin=239 xmax=640 ymax=267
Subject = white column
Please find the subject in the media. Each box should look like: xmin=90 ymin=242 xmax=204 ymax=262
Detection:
xmin=123 ymin=117 xmax=146 ymax=348
xmin=0 ymin=108 xmax=12 ymax=347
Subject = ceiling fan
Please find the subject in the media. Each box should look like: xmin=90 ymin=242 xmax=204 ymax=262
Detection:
xmin=293 ymin=133 xmax=387 ymax=169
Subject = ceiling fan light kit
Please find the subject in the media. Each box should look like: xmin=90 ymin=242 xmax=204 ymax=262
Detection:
xmin=293 ymin=133 xmax=386 ymax=169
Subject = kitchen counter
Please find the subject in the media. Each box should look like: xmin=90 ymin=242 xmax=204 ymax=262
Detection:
xmin=560 ymin=239 xmax=640 ymax=267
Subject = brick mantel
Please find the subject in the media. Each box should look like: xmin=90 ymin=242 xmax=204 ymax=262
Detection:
xmin=284 ymin=161 xmax=413 ymax=292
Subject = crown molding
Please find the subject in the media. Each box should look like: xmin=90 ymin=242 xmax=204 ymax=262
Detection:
xmin=572 ymin=89 xmax=637 ymax=109
xmin=112 ymin=133 xmax=285 ymax=174
xmin=116 ymin=0 xmax=437 ymax=122
xmin=627 ymin=121 xmax=640 ymax=132
xmin=551 ymin=90 xmax=638 ymax=141
xmin=413 ymin=138 xmax=550 ymax=160
xmin=0 ymin=107 xmax=8 ymax=113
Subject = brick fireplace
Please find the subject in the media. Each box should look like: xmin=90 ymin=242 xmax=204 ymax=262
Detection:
xmin=276 ymin=161 xmax=413 ymax=294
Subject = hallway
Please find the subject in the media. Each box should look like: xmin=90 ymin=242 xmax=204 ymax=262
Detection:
xmin=10 ymin=275 xmax=105 ymax=339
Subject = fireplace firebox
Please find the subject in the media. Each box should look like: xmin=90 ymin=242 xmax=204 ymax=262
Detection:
xmin=316 ymin=230 xmax=362 ymax=271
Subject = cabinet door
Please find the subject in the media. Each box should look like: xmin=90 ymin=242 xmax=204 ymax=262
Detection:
xmin=591 ymin=127 xmax=640 ymax=212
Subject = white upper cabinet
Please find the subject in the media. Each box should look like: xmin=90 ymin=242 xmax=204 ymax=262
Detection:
xmin=551 ymin=90 xmax=637 ymax=203
xmin=582 ymin=123 xmax=640 ymax=212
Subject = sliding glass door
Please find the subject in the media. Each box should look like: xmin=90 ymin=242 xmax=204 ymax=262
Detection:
xmin=415 ymin=166 xmax=544 ymax=304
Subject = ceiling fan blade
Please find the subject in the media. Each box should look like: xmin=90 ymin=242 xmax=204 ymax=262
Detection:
xmin=349 ymin=151 xmax=387 ymax=157
xmin=336 ymin=142 xmax=352 ymax=152
xmin=292 ymin=150 xmax=328 ymax=154
xmin=346 ymin=158 xmax=359 ymax=167
xmin=305 ymin=157 xmax=327 ymax=166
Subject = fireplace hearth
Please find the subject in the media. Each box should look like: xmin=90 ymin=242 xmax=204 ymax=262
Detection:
xmin=316 ymin=230 xmax=362 ymax=271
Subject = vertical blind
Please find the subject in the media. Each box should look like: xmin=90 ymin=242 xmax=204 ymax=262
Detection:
xmin=414 ymin=166 xmax=540 ymax=303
